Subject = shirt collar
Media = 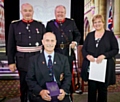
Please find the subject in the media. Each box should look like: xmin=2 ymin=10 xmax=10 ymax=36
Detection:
xmin=22 ymin=19 xmax=33 ymax=23
xmin=56 ymin=18 xmax=65 ymax=23
xmin=44 ymin=50 xmax=54 ymax=60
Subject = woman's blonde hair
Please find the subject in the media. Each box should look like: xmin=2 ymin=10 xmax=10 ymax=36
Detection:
xmin=92 ymin=14 xmax=105 ymax=24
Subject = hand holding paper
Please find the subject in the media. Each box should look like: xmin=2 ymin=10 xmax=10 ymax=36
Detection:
xmin=96 ymin=55 xmax=106 ymax=64
xmin=89 ymin=59 xmax=107 ymax=82
xmin=87 ymin=55 xmax=95 ymax=62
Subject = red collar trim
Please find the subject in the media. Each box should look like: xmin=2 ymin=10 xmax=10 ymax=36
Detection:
xmin=56 ymin=19 xmax=65 ymax=23
xmin=22 ymin=19 xmax=33 ymax=23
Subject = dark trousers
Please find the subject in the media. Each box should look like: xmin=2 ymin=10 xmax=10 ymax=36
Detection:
xmin=88 ymin=80 xmax=107 ymax=102
xmin=29 ymin=92 xmax=72 ymax=102
xmin=19 ymin=71 xmax=28 ymax=102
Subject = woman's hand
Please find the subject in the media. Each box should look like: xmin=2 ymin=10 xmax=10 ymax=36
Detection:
xmin=96 ymin=55 xmax=105 ymax=64
xmin=86 ymin=55 xmax=95 ymax=62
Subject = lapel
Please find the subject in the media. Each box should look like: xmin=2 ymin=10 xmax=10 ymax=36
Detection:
xmin=37 ymin=52 xmax=50 ymax=81
xmin=92 ymin=31 xmax=97 ymax=48
xmin=52 ymin=53 xmax=61 ymax=78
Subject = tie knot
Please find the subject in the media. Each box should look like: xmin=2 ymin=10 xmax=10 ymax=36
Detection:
xmin=48 ymin=55 xmax=52 ymax=59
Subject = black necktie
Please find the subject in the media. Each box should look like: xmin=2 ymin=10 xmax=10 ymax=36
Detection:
xmin=48 ymin=55 xmax=58 ymax=102
xmin=48 ymin=55 xmax=54 ymax=81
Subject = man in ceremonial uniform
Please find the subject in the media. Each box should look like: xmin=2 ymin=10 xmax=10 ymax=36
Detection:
xmin=7 ymin=3 xmax=45 ymax=102
xmin=46 ymin=5 xmax=81 ymax=99
xmin=46 ymin=5 xmax=81 ymax=72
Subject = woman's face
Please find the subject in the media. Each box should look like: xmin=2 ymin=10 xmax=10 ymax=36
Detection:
xmin=93 ymin=18 xmax=104 ymax=31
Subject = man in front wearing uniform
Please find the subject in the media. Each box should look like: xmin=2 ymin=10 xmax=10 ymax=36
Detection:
xmin=46 ymin=5 xmax=81 ymax=99
xmin=7 ymin=3 xmax=45 ymax=102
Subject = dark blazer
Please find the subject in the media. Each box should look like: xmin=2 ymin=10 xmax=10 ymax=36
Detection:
xmin=26 ymin=52 xmax=72 ymax=96
xmin=46 ymin=18 xmax=81 ymax=56
xmin=81 ymin=30 xmax=119 ymax=86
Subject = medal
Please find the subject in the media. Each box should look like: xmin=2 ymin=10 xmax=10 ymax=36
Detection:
xmin=54 ymin=62 xmax=56 ymax=64
xmin=36 ymin=28 xmax=39 ymax=33
xmin=26 ymin=26 xmax=29 ymax=30
xmin=19 ymin=32 xmax=21 ymax=34
xmin=35 ymin=42 xmax=39 ymax=46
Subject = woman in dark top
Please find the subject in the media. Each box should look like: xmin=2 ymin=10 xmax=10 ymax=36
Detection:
xmin=81 ymin=14 xmax=119 ymax=102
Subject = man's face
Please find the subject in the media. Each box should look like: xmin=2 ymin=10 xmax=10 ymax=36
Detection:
xmin=21 ymin=4 xmax=34 ymax=20
xmin=42 ymin=33 xmax=56 ymax=53
xmin=55 ymin=6 xmax=66 ymax=21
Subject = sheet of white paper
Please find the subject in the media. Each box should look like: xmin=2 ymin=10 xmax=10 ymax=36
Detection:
xmin=89 ymin=59 xmax=107 ymax=82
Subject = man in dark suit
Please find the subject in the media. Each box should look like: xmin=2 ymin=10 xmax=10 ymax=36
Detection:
xmin=26 ymin=32 xmax=72 ymax=102
xmin=7 ymin=3 xmax=45 ymax=102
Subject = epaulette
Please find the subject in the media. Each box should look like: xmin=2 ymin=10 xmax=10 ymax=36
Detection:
xmin=48 ymin=19 xmax=54 ymax=22
xmin=52 ymin=19 xmax=55 ymax=21
xmin=36 ymin=20 xmax=42 ymax=23
xmin=71 ymin=18 xmax=74 ymax=20
xmin=11 ymin=20 xmax=20 ymax=23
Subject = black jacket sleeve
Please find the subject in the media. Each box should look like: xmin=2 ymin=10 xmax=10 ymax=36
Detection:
xmin=7 ymin=23 xmax=16 ymax=65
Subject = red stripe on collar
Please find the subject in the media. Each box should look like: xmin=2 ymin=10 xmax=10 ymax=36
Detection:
xmin=22 ymin=19 xmax=33 ymax=23
xmin=56 ymin=19 xmax=65 ymax=23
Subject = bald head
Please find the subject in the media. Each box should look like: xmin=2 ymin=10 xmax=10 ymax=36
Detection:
xmin=42 ymin=32 xmax=56 ymax=54
xmin=43 ymin=32 xmax=56 ymax=40
xmin=21 ymin=3 xmax=34 ymax=20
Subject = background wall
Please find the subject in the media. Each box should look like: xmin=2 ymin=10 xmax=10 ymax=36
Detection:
xmin=20 ymin=0 xmax=71 ymax=26
xmin=0 ymin=0 xmax=5 ymax=52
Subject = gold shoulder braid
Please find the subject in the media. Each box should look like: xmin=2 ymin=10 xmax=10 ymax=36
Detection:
xmin=11 ymin=20 xmax=20 ymax=23
xmin=71 ymin=18 xmax=74 ymax=20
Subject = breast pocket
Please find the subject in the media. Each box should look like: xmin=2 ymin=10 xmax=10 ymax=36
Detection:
xmin=15 ymin=32 xmax=22 ymax=42
xmin=32 ymin=32 xmax=42 ymax=43
xmin=15 ymin=32 xmax=28 ymax=43
xmin=53 ymin=63 xmax=64 ymax=81
xmin=65 ymin=29 xmax=73 ymax=41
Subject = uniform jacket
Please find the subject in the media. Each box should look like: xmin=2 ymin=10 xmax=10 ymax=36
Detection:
xmin=46 ymin=18 xmax=81 ymax=56
xmin=81 ymin=30 xmax=119 ymax=86
xmin=7 ymin=20 xmax=46 ymax=71
xmin=26 ymin=52 xmax=72 ymax=96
